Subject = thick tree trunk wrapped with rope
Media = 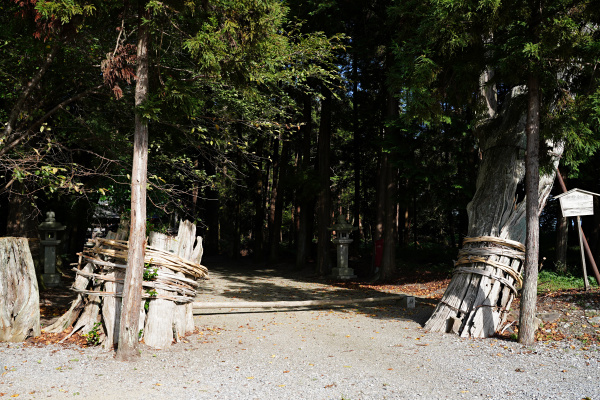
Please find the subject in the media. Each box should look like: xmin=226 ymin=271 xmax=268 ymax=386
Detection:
xmin=45 ymin=220 xmax=206 ymax=349
xmin=0 ymin=238 xmax=41 ymax=342
xmin=424 ymin=87 xmax=564 ymax=337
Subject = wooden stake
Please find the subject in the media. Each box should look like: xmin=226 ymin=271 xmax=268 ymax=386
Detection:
xmin=577 ymin=216 xmax=590 ymax=291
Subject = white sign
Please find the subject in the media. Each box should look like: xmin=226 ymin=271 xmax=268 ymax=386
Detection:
xmin=555 ymin=189 xmax=598 ymax=217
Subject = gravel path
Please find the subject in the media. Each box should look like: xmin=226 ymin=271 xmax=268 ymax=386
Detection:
xmin=1 ymin=258 xmax=599 ymax=399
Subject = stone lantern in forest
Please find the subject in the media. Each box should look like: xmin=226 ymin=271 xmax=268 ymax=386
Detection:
xmin=329 ymin=215 xmax=358 ymax=280
xmin=38 ymin=211 xmax=65 ymax=287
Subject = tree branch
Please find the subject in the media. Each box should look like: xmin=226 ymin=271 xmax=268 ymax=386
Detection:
xmin=0 ymin=85 xmax=104 ymax=157
xmin=1 ymin=43 xmax=59 ymax=145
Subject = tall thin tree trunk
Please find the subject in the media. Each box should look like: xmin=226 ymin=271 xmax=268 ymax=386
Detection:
xmin=352 ymin=56 xmax=362 ymax=253
xmin=268 ymin=133 xmax=281 ymax=263
xmin=296 ymin=92 xmax=313 ymax=269
xmin=316 ymin=86 xmax=332 ymax=275
xmin=380 ymin=95 xmax=398 ymax=280
xmin=252 ymin=139 xmax=266 ymax=262
xmin=270 ymin=136 xmax=290 ymax=262
xmin=204 ymin=160 xmax=220 ymax=256
xmin=116 ymin=8 xmax=149 ymax=361
xmin=519 ymin=72 xmax=541 ymax=345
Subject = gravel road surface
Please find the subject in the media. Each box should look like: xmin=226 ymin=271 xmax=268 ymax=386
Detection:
xmin=1 ymin=258 xmax=599 ymax=399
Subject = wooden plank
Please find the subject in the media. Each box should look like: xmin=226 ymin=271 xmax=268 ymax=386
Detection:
xmin=192 ymin=295 xmax=409 ymax=311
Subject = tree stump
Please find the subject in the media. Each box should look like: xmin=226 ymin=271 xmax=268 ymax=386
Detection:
xmin=0 ymin=237 xmax=41 ymax=342
xmin=45 ymin=220 xmax=206 ymax=350
xmin=144 ymin=221 xmax=204 ymax=348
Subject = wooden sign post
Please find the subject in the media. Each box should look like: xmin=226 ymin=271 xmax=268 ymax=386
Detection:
xmin=555 ymin=188 xmax=600 ymax=290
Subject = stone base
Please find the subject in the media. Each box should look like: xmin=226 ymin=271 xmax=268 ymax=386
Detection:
xmin=331 ymin=268 xmax=356 ymax=280
xmin=42 ymin=273 xmax=61 ymax=287
xmin=400 ymin=295 xmax=415 ymax=309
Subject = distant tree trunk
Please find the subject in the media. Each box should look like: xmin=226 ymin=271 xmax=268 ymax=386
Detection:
xmin=555 ymin=171 xmax=568 ymax=272
xmin=592 ymin=197 xmax=600 ymax=269
xmin=274 ymin=136 xmax=290 ymax=254
xmin=352 ymin=56 xmax=362 ymax=254
xmin=268 ymin=131 xmax=288 ymax=263
xmin=252 ymin=142 xmax=265 ymax=262
xmin=380 ymin=158 xmax=397 ymax=280
xmin=204 ymin=160 xmax=220 ymax=256
xmin=116 ymin=8 xmax=149 ymax=361
xmin=316 ymin=86 xmax=332 ymax=275
xmin=380 ymin=94 xmax=398 ymax=281
xmin=374 ymin=149 xmax=385 ymax=245
xmin=232 ymin=188 xmax=241 ymax=259
xmin=6 ymin=183 xmax=38 ymax=239
xmin=191 ymin=158 xmax=200 ymax=218
xmin=519 ymin=72 xmax=541 ymax=346
xmin=296 ymin=92 xmax=313 ymax=269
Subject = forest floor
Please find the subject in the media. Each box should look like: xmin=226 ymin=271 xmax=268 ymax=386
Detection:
xmin=34 ymin=255 xmax=600 ymax=347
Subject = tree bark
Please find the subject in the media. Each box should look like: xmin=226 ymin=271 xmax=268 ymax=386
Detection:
xmin=316 ymin=86 xmax=332 ymax=275
xmin=295 ymin=92 xmax=313 ymax=269
xmin=555 ymin=214 xmax=568 ymax=273
xmin=0 ymin=238 xmax=40 ymax=342
xmin=352 ymin=55 xmax=362 ymax=254
xmin=116 ymin=9 xmax=150 ymax=361
xmin=268 ymin=133 xmax=284 ymax=263
xmin=380 ymin=95 xmax=398 ymax=281
xmin=425 ymin=85 xmax=564 ymax=338
xmin=519 ymin=72 xmax=541 ymax=345
xmin=252 ymin=141 xmax=265 ymax=262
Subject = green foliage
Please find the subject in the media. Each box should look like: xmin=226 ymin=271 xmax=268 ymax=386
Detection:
xmin=35 ymin=0 xmax=96 ymax=23
xmin=143 ymin=265 xmax=158 ymax=281
xmin=538 ymin=270 xmax=598 ymax=293
xmin=82 ymin=322 xmax=102 ymax=346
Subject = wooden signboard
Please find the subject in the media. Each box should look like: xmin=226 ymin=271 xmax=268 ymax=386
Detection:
xmin=554 ymin=188 xmax=600 ymax=291
xmin=555 ymin=188 xmax=597 ymax=218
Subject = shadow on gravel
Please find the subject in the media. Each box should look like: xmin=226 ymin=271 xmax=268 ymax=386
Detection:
xmin=195 ymin=255 xmax=439 ymax=327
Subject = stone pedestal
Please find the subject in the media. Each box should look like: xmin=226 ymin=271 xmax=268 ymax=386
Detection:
xmin=38 ymin=212 xmax=65 ymax=287
xmin=331 ymin=237 xmax=356 ymax=279
xmin=41 ymin=239 xmax=62 ymax=286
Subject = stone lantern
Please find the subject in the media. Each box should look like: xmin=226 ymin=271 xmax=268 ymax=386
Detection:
xmin=329 ymin=215 xmax=358 ymax=280
xmin=38 ymin=211 xmax=65 ymax=287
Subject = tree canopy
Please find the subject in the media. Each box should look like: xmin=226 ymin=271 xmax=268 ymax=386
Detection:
xmin=2 ymin=0 xmax=600 ymax=306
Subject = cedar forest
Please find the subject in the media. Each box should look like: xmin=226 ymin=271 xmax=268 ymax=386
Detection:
xmin=2 ymin=0 xmax=600 ymax=354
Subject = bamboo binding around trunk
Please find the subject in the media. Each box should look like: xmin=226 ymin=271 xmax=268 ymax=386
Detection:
xmin=424 ymin=236 xmax=525 ymax=338
xmin=44 ymin=220 xmax=206 ymax=350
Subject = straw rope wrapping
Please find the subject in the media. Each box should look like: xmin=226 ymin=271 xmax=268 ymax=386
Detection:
xmin=90 ymin=238 xmax=208 ymax=278
xmin=453 ymin=236 xmax=525 ymax=294
xmin=75 ymin=237 xmax=208 ymax=303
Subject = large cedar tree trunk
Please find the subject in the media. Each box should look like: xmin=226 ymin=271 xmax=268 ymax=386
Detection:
xmin=424 ymin=85 xmax=563 ymax=337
